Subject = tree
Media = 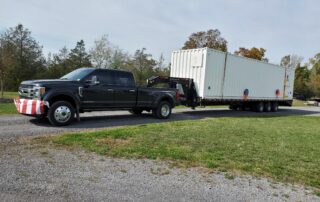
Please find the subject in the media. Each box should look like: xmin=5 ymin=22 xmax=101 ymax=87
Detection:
xmin=0 ymin=38 xmax=10 ymax=97
xmin=234 ymin=47 xmax=268 ymax=61
xmin=90 ymin=35 xmax=113 ymax=68
xmin=294 ymin=64 xmax=312 ymax=99
xmin=280 ymin=55 xmax=310 ymax=98
xmin=154 ymin=53 xmax=169 ymax=77
xmin=280 ymin=54 xmax=303 ymax=69
xmin=68 ymin=40 xmax=91 ymax=70
xmin=1 ymin=24 xmax=46 ymax=90
xmin=128 ymin=48 xmax=157 ymax=85
xmin=109 ymin=48 xmax=129 ymax=70
xmin=308 ymin=53 xmax=320 ymax=97
xmin=182 ymin=29 xmax=228 ymax=52
xmin=47 ymin=46 xmax=72 ymax=78
xmin=309 ymin=53 xmax=320 ymax=75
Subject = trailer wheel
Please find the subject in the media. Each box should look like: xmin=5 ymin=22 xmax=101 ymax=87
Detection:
xmin=271 ymin=102 xmax=279 ymax=112
xmin=129 ymin=109 xmax=143 ymax=115
xmin=264 ymin=102 xmax=272 ymax=112
xmin=153 ymin=101 xmax=172 ymax=119
xmin=48 ymin=101 xmax=75 ymax=126
xmin=255 ymin=102 xmax=264 ymax=112
xmin=230 ymin=105 xmax=241 ymax=111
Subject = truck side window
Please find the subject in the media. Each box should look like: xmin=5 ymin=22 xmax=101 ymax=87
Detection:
xmin=112 ymin=71 xmax=135 ymax=87
xmin=98 ymin=70 xmax=113 ymax=85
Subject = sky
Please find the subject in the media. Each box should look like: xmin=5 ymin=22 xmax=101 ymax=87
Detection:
xmin=0 ymin=0 xmax=319 ymax=65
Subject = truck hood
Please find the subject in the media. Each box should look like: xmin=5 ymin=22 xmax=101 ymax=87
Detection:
xmin=21 ymin=79 xmax=78 ymax=86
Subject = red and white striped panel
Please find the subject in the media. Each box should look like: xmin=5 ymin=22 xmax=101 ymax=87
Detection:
xmin=14 ymin=99 xmax=48 ymax=115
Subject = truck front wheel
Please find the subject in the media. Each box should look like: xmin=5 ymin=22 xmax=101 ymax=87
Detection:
xmin=48 ymin=101 xmax=75 ymax=126
xmin=153 ymin=101 xmax=172 ymax=119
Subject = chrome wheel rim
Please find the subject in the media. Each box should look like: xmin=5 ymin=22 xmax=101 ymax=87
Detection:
xmin=54 ymin=106 xmax=71 ymax=123
xmin=161 ymin=104 xmax=170 ymax=117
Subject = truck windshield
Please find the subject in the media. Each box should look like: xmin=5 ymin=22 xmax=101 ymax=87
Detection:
xmin=60 ymin=68 xmax=94 ymax=81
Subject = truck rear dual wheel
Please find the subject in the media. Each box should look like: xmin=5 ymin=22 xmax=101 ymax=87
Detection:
xmin=153 ymin=101 xmax=172 ymax=119
xmin=48 ymin=101 xmax=75 ymax=126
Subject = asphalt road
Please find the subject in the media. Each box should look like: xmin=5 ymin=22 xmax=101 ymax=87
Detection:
xmin=0 ymin=106 xmax=319 ymax=140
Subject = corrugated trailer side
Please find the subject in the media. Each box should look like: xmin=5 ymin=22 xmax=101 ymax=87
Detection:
xmin=170 ymin=48 xmax=295 ymax=111
xmin=222 ymin=54 xmax=287 ymax=100
xmin=171 ymin=49 xmax=207 ymax=98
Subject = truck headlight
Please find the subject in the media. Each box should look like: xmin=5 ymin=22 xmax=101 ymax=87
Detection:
xmin=33 ymin=87 xmax=46 ymax=99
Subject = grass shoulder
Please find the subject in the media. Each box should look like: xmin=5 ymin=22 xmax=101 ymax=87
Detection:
xmin=44 ymin=115 xmax=320 ymax=189
xmin=0 ymin=103 xmax=17 ymax=115
xmin=1 ymin=91 xmax=18 ymax=99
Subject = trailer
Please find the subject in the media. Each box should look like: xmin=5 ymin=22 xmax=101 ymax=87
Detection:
xmin=149 ymin=48 xmax=295 ymax=112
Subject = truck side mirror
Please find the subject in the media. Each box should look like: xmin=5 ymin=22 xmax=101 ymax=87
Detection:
xmin=91 ymin=75 xmax=100 ymax=85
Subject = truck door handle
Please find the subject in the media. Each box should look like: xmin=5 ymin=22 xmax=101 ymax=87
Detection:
xmin=107 ymin=89 xmax=114 ymax=92
xmin=129 ymin=90 xmax=135 ymax=92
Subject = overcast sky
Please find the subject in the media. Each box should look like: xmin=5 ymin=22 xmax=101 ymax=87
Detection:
xmin=1 ymin=0 xmax=319 ymax=64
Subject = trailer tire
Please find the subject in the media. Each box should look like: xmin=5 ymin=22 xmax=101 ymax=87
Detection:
xmin=129 ymin=109 xmax=143 ymax=115
xmin=153 ymin=101 xmax=172 ymax=119
xmin=271 ymin=102 xmax=279 ymax=112
xmin=255 ymin=102 xmax=264 ymax=112
xmin=230 ymin=105 xmax=241 ymax=111
xmin=48 ymin=101 xmax=75 ymax=126
xmin=264 ymin=102 xmax=272 ymax=112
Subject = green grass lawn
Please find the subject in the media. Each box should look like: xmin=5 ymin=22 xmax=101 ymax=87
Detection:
xmin=0 ymin=103 xmax=17 ymax=115
xmin=292 ymin=99 xmax=307 ymax=107
xmin=1 ymin=91 xmax=18 ymax=99
xmin=47 ymin=116 xmax=320 ymax=189
xmin=0 ymin=91 xmax=18 ymax=115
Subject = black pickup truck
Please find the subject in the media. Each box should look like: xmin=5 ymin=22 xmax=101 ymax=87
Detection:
xmin=17 ymin=68 xmax=179 ymax=126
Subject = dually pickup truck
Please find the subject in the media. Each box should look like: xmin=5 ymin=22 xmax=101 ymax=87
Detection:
xmin=15 ymin=68 xmax=179 ymax=126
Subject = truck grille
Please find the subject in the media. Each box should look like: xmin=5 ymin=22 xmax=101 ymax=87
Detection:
xmin=18 ymin=85 xmax=34 ymax=98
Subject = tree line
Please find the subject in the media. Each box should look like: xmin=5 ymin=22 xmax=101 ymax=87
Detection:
xmin=0 ymin=25 xmax=319 ymax=99
xmin=0 ymin=24 xmax=169 ymax=96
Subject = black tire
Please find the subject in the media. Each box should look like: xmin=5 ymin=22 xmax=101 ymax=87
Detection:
xmin=264 ymin=102 xmax=272 ymax=112
xmin=271 ymin=102 xmax=279 ymax=112
xmin=153 ymin=101 xmax=172 ymax=119
xmin=129 ymin=109 xmax=143 ymax=115
xmin=255 ymin=102 xmax=264 ymax=112
xmin=48 ymin=101 xmax=75 ymax=126
xmin=230 ymin=105 xmax=241 ymax=111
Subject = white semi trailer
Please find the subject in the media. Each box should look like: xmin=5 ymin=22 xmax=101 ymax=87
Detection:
xmin=149 ymin=47 xmax=295 ymax=112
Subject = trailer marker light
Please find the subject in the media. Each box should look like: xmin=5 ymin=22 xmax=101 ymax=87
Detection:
xmin=243 ymin=89 xmax=249 ymax=100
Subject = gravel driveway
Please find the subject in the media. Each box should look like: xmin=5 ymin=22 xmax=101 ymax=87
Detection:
xmin=1 ymin=107 xmax=320 ymax=201
xmin=0 ymin=139 xmax=319 ymax=202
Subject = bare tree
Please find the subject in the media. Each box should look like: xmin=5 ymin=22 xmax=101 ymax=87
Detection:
xmin=90 ymin=35 xmax=113 ymax=68
xmin=280 ymin=54 xmax=303 ymax=69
